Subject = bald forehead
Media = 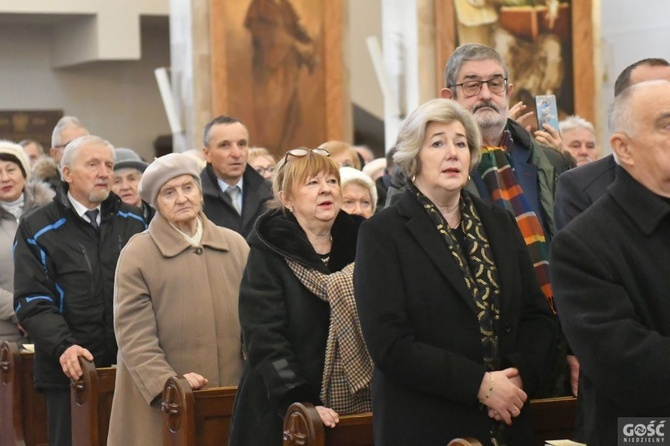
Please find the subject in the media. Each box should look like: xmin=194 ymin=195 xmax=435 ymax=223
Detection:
xmin=630 ymin=65 xmax=670 ymax=85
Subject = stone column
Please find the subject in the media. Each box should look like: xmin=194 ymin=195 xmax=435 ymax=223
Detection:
xmin=169 ymin=0 xmax=212 ymax=152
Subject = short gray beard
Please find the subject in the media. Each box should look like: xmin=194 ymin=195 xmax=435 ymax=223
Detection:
xmin=89 ymin=190 xmax=110 ymax=204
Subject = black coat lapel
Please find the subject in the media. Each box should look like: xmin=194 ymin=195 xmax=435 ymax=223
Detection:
xmin=396 ymin=191 xmax=477 ymax=314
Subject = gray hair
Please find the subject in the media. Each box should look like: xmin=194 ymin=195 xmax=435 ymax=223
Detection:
xmin=444 ymin=43 xmax=510 ymax=96
xmin=559 ymin=115 xmax=595 ymax=136
xmin=393 ymin=98 xmax=482 ymax=179
xmin=608 ymin=79 xmax=670 ymax=135
xmin=60 ymin=135 xmax=115 ymax=178
xmin=52 ymin=116 xmax=88 ymax=147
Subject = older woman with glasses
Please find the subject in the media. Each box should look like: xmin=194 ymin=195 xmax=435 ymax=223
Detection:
xmin=229 ymin=148 xmax=372 ymax=446
xmin=354 ymin=99 xmax=557 ymax=445
xmin=339 ymin=166 xmax=377 ymax=219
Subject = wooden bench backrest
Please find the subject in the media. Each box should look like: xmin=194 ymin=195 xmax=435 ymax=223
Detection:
xmin=283 ymin=403 xmax=373 ymax=446
xmin=0 ymin=341 xmax=48 ymax=446
xmin=70 ymin=358 xmax=116 ymax=446
xmin=161 ymin=376 xmax=237 ymax=446
xmin=282 ymin=397 xmax=578 ymax=446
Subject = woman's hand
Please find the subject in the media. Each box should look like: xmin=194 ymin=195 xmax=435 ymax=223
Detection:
xmin=183 ymin=372 xmax=209 ymax=390
xmin=534 ymin=123 xmax=563 ymax=151
xmin=509 ymin=101 xmax=534 ymax=132
xmin=315 ymin=405 xmax=340 ymax=428
xmin=478 ymin=368 xmax=527 ymax=425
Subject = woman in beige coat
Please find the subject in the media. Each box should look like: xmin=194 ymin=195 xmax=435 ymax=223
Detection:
xmin=107 ymin=153 xmax=249 ymax=445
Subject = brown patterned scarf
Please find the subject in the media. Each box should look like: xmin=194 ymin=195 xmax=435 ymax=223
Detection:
xmin=285 ymin=260 xmax=372 ymax=415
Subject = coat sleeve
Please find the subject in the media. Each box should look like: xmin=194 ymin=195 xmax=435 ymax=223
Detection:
xmin=551 ymin=228 xmax=670 ymax=413
xmin=239 ymin=247 xmax=321 ymax=413
xmin=113 ymin=238 xmax=177 ymax=405
xmin=0 ymin=287 xmax=14 ymax=321
xmin=554 ymin=171 xmax=588 ymax=231
xmin=13 ymin=220 xmax=76 ymax=359
xmin=353 ymin=217 xmax=487 ymax=406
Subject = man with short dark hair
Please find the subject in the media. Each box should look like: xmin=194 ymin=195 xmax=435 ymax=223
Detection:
xmin=200 ymin=115 xmax=272 ymax=237
xmin=551 ymin=79 xmax=670 ymax=446
xmin=13 ymin=135 xmax=146 ymax=446
xmin=554 ymin=57 xmax=670 ymax=229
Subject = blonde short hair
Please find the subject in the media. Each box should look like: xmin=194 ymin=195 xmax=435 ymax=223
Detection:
xmin=270 ymin=148 xmax=341 ymax=211
xmin=318 ymin=141 xmax=361 ymax=170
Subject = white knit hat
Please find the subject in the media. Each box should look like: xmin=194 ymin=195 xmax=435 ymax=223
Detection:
xmin=0 ymin=140 xmax=31 ymax=179
xmin=138 ymin=153 xmax=202 ymax=207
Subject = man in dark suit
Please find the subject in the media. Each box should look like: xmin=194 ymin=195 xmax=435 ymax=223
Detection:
xmin=200 ymin=115 xmax=273 ymax=237
xmin=551 ymin=80 xmax=670 ymax=446
xmin=554 ymin=57 xmax=670 ymax=230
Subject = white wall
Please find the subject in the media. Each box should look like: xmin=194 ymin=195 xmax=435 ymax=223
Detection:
xmin=0 ymin=20 xmax=171 ymax=160
xmin=599 ymin=0 xmax=670 ymax=153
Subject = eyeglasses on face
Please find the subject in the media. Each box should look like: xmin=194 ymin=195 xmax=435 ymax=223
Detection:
xmin=254 ymin=166 xmax=275 ymax=175
xmin=283 ymin=147 xmax=330 ymax=163
xmin=450 ymin=76 xmax=508 ymax=97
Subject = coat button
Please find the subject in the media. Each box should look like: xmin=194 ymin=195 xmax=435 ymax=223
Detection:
xmin=504 ymin=325 xmax=512 ymax=334
xmin=195 ymin=247 xmax=203 ymax=255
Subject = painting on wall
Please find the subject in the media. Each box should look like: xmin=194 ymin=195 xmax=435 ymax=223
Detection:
xmin=435 ymin=0 xmax=595 ymax=127
xmin=209 ymin=0 xmax=348 ymax=156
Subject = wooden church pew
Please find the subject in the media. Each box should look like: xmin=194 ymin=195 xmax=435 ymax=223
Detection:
xmin=161 ymin=376 xmax=237 ymax=446
xmin=70 ymin=357 xmax=116 ymax=446
xmin=0 ymin=340 xmax=48 ymax=446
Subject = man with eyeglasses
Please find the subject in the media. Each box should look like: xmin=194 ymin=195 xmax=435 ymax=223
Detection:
xmin=200 ymin=115 xmax=273 ymax=237
xmin=49 ymin=116 xmax=89 ymax=163
xmin=442 ymin=43 xmax=573 ymax=397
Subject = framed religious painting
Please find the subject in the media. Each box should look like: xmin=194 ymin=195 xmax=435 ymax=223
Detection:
xmin=434 ymin=0 xmax=596 ymax=127
xmin=209 ymin=0 xmax=350 ymax=156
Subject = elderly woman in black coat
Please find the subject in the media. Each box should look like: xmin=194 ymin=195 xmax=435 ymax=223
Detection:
xmin=229 ymin=148 xmax=371 ymax=446
xmin=354 ymin=98 xmax=557 ymax=446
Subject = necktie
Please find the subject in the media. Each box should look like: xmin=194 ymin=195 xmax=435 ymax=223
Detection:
xmin=84 ymin=209 xmax=100 ymax=230
xmin=226 ymin=186 xmax=242 ymax=214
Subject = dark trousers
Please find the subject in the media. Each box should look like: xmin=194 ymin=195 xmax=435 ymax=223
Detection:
xmin=44 ymin=388 xmax=72 ymax=446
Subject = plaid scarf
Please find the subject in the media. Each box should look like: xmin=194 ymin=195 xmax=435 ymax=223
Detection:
xmin=476 ymin=135 xmax=555 ymax=313
xmin=285 ymin=260 xmax=372 ymax=415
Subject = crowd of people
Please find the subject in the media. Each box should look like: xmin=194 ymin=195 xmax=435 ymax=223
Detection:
xmin=1 ymin=43 xmax=670 ymax=446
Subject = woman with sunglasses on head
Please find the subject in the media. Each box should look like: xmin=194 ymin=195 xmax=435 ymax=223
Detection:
xmin=229 ymin=148 xmax=372 ymax=446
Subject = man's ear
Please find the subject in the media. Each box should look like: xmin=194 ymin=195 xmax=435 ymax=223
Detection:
xmin=61 ymin=166 xmax=72 ymax=184
xmin=610 ymin=132 xmax=634 ymax=167
xmin=507 ymin=82 xmax=514 ymax=100
xmin=202 ymin=146 xmax=211 ymax=164
xmin=440 ymin=88 xmax=454 ymax=99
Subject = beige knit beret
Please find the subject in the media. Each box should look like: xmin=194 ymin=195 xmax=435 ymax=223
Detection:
xmin=138 ymin=152 xmax=202 ymax=207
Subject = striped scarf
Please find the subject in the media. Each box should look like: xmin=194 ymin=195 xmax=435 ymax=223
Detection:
xmin=476 ymin=141 xmax=555 ymax=313
xmin=285 ymin=260 xmax=373 ymax=415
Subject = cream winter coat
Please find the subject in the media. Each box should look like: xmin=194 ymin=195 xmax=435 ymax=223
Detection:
xmin=0 ymin=180 xmax=54 ymax=341
xmin=107 ymin=211 xmax=248 ymax=446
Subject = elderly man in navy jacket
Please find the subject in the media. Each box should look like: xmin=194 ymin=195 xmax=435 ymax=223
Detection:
xmin=551 ymin=80 xmax=670 ymax=445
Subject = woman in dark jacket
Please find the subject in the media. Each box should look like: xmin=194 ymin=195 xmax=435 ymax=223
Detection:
xmin=229 ymin=148 xmax=371 ymax=446
xmin=354 ymin=99 xmax=558 ymax=446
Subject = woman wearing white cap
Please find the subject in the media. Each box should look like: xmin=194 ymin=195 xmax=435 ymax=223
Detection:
xmin=107 ymin=153 xmax=249 ymax=445
xmin=0 ymin=140 xmax=54 ymax=342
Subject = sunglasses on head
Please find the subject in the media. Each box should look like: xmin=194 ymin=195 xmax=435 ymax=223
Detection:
xmin=282 ymin=148 xmax=330 ymax=163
